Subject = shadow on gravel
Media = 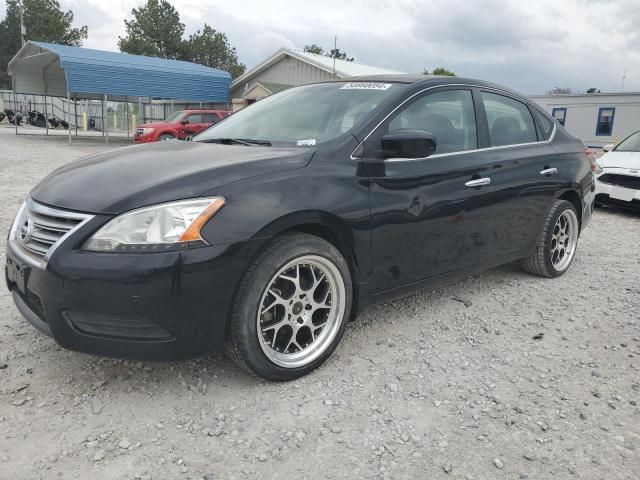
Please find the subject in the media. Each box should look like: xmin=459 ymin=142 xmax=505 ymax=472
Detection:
xmin=9 ymin=260 xmax=550 ymax=390
xmin=352 ymin=260 xmax=526 ymax=331
xmin=595 ymin=205 xmax=640 ymax=219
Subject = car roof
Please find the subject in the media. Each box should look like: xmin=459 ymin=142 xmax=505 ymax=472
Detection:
xmin=330 ymin=74 xmax=528 ymax=99
xmin=183 ymin=109 xmax=229 ymax=113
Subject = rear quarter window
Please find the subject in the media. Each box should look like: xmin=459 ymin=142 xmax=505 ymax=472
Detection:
xmin=531 ymin=108 xmax=555 ymax=140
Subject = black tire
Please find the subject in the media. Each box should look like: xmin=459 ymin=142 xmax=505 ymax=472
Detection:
xmin=159 ymin=133 xmax=175 ymax=141
xmin=226 ymin=232 xmax=352 ymax=381
xmin=522 ymin=200 xmax=580 ymax=278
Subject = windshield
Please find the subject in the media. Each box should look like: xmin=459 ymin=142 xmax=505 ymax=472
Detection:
xmin=165 ymin=111 xmax=185 ymax=123
xmin=615 ymin=131 xmax=640 ymax=152
xmin=195 ymin=82 xmax=405 ymax=146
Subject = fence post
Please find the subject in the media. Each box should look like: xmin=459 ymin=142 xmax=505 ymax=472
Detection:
xmin=66 ymin=93 xmax=71 ymax=144
xmin=126 ymin=97 xmax=131 ymax=139
xmin=13 ymin=88 xmax=18 ymax=135
xmin=74 ymin=96 xmax=78 ymax=136
xmin=43 ymin=69 xmax=49 ymax=136
xmin=101 ymin=97 xmax=105 ymax=138
xmin=104 ymin=94 xmax=109 ymax=145
xmin=44 ymin=93 xmax=48 ymax=135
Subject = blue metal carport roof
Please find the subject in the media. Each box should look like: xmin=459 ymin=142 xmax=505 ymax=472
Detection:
xmin=8 ymin=41 xmax=231 ymax=102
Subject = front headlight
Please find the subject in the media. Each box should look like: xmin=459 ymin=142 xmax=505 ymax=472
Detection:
xmin=140 ymin=127 xmax=155 ymax=135
xmin=83 ymin=197 xmax=225 ymax=252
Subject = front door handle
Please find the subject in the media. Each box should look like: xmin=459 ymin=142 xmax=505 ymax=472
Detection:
xmin=465 ymin=177 xmax=491 ymax=187
xmin=540 ymin=167 xmax=558 ymax=175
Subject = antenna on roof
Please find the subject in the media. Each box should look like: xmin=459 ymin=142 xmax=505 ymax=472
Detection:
xmin=332 ymin=35 xmax=337 ymax=78
xmin=621 ymin=68 xmax=626 ymax=93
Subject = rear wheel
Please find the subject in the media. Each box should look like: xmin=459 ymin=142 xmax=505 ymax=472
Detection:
xmin=522 ymin=200 xmax=580 ymax=278
xmin=226 ymin=233 xmax=352 ymax=381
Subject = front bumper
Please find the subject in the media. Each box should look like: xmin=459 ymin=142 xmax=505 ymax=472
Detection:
xmin=5 ymin=235 xmax=264 ymax=360
xmin=595 ymin=169 xmax=640 ymax=209
xmin=134 ymin=134 xmax=156 ymax=143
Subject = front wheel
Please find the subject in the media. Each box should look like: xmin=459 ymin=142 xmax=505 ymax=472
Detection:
xmin=158 ymin=133 xmax=175 ymax=141
xmin=522 ymin=200 xmax=580 ymax=278
xmin=226 ymin=233 xmax=352 ymax=381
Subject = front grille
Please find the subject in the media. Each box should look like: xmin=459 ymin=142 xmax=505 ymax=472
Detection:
xmin=9 ymin=199 xmax=93 ymax=266
xmin=136 ymin=127 xmax=144 ymax=136
xmin=598 ymin=173 xmax=640 ymax=190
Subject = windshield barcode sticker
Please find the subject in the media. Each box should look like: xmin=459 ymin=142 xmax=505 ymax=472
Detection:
xmin=340 ymin=82 xmax=392 ymax=90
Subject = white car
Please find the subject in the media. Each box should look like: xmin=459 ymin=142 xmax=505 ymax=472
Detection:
xmin=595 ymin=130 xmax=640 ymax=209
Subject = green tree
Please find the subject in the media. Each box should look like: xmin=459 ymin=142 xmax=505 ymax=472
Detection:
xmin=118 ymin=0 xmax=185 ymax=59
xmin=546 ymin=87 xmax=573 ymax=95
xmin=303 ymin=44 xmax=354 ymax=62
xmin=183 ymin=24 xmax=246 ymax=78
xmin=423 ymin=67 xmax=456 ymax=76
xmin=326 ymin=48 xmax=354 ymax=62
xmin=303 ymin=44 xmax=324 ymax=55
xmin=0 ymin=0 xmax=87 ymax=88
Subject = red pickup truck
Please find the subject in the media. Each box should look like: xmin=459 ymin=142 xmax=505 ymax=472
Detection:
xmin=134 ymin=109 xmax=231 ymax=143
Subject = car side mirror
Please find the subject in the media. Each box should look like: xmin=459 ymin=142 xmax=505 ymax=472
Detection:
xmin=382 ymin=130 xmax=437 ymax=159
xmin=181 ymin=120 xmax=189 ymax=125
xmin=602 ymin=143 xmax=614 ymax=153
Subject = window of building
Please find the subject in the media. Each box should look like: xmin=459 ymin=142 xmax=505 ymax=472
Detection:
xmin=387 ymin=89 xmax=477 ymax=155
xmin=551 ymin=108 xmax=567 ymax=126
xmin=481 ymin=92 xmax=537 ymax=147
xmin=595 ymin=108 xmax=615 ymax=136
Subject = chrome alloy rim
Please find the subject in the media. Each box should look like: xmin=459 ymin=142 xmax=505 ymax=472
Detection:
xmin=256 ymin=255 xmax=346 ymax=368
xmin=550 ymin=209 xmax=579 ymax=271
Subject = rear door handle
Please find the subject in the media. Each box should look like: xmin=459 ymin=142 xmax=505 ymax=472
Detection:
xmin=465 ymin=177 xmax=491 ymax=187
xmin=540 ymin=168 xmax=558 ymax=175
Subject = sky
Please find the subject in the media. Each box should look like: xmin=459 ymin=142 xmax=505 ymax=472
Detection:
xmin=2 ymin=0 xmax=638 ymax=94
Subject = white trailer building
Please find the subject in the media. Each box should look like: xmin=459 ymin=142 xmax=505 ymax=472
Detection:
xmin=530 ymin=92 xmax=640 ymax=150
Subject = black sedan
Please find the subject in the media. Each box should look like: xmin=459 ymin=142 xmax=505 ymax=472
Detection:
xmin=5 ymin=75 xmax=596 ymax=380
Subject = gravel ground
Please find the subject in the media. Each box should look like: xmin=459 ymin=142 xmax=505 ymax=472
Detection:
xmin=1 ymin=126 xmax=639 ymax=480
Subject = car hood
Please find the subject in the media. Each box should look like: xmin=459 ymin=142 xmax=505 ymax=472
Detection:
xmin=599 ymin=151 xmax=640 ymax=170
xmin=30 ymin=141 xmax=314 ymax=214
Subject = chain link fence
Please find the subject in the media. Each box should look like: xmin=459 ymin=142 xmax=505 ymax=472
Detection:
xmin=0 ymin=91 xmax=228 ymax=141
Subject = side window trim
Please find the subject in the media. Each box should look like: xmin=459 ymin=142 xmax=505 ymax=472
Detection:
xmin=352 ymin=83 xmax=556 ymax=161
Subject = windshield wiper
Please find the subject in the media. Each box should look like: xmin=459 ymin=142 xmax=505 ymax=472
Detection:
xmin=197 ymin=138 xmax=272 ymax=146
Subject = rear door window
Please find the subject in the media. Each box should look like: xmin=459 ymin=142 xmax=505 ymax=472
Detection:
xmin=481 ymin=92 xmax=538 ymax=146
xmin=203 ymin=113 xmax=220 ymax=124
xmin=186 ymin=114 xmax=202 ymax=124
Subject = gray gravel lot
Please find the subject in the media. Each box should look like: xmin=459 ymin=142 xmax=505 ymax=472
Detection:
xmin=1 ymin=126 xmax=639 ymax=480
